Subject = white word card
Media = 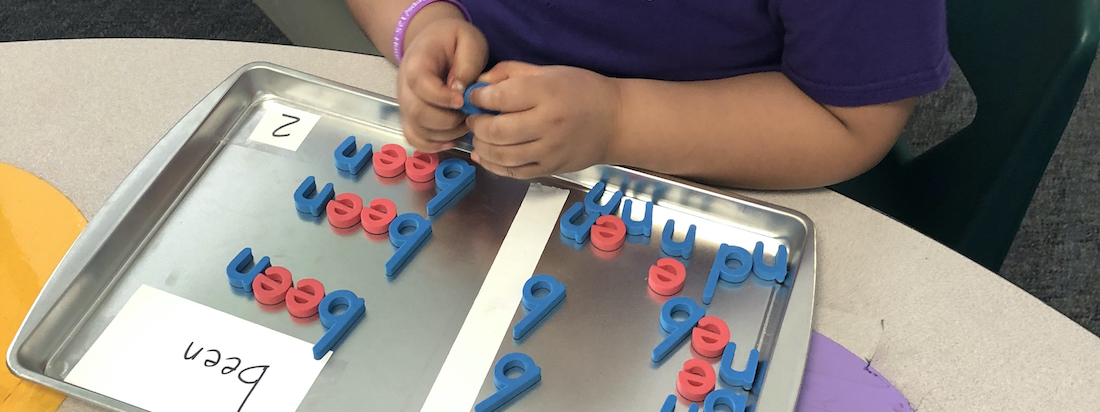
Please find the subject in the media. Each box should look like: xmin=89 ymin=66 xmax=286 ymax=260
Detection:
xmin=247 ymin=101 xmax=321 ymax=151
xmin=65 ymin=285 xmax=331 ymax=412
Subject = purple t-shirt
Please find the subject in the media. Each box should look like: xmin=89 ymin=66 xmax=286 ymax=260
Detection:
xmin=461 ymin=0 xmax=951 ymax=107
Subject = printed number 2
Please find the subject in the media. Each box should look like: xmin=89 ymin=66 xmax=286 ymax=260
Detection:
xmin=273 ymin=114 xmax=300 ymax=138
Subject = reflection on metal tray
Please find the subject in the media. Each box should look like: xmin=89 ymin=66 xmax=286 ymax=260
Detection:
xmin=7 ymin=62 xmax=815 ymax=412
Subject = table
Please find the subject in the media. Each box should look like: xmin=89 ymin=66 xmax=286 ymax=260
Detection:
xmin=2 ymin=39 xmax=1098 ymax=412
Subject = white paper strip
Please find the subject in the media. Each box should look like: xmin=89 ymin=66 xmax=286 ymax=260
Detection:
xmin=420 ymin=183 xmax=569 ymax=412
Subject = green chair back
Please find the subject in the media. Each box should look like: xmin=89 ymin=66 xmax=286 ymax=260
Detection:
xmin=831 ymin=0 xmax=1099 ymax=271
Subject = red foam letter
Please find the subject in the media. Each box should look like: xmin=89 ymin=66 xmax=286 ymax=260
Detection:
xmin=691 ymin=316 xmax=730 ymax=358
xmin=327 ymin=193 xmax=364 ymax=229
xmin=591 ymin=215 xmax=626 ymax=251
xmin=361 ymin=198 xmax=397 ymax=235
xmin=286 ymin=278 xmax=326 ymax=318
xmin=676 ymin=358 xmax=716 ymax=402
xmin=373 ymin=144 xmax=408 ymax=178
xmin=405 ymin=151 xmax=439 ymax=183
xmin=253 ymin=266 xmax=294 ymax=305
xmin=649 ymin=257 xmax=686 ymax=296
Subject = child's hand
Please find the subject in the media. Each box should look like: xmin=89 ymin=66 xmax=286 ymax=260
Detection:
xmin=465 ymin=62 xmax=623 ymax=179
xmin=397 ymin=19 xmax=488 ymax=152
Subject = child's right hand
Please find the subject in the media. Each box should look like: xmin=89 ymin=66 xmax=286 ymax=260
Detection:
xmin=397 ymin=18 xmax=488 ymax=153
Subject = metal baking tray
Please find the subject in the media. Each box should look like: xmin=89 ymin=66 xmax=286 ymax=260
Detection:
xmin=8 ymin=62 xmax=815 ymax=412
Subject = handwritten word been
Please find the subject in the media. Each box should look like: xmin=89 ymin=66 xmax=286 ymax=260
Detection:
xmin=184 ymin=341 xmax=269 ymax=412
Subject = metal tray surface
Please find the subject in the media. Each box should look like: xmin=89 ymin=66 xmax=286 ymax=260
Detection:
xmin=8 ymin=62 xmax=815 ymax=412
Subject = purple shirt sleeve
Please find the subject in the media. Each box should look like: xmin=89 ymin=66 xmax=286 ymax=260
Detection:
xmin=777 ymin=0 xmax=952 ymax=107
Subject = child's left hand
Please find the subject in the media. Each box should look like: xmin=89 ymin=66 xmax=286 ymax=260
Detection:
xmin=465 ymin=62 xmax=623 ymax=180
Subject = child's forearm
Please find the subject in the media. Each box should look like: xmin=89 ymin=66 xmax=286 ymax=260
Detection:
xmin=345 ymin=0 xmax=468 ymax=63
xmin=609 ymin=72 xmax=915 ymax=190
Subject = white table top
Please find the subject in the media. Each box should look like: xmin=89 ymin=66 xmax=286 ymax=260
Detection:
xmin=3 ymin=39 xmax=1097 ymax=412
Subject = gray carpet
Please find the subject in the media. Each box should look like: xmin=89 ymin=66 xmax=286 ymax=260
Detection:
xmin=0 ymin=0 xmax=290 ymax=43
xmin=2 ymin=0 xmax=1098 ymax=334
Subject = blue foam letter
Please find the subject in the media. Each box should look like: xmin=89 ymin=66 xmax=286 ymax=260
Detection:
xmin=226 ymin=247 xmax=271 ymax=292
xmin=461 ymin=82 xmax=501 ymax=116
xmin=427 ymin=158 xmax=476 ymax=216
xmin=661 ymin=220 xmax=696 ymax=259
xmin=703 ymin=389 xmax=747 ymax=412
xmin=559 ymin=202 xmax=599 ymax=243
xmin=385 ymin=213 xmax=432 ymax=276
xmin=312 ymin=289 xmax=366 ymax=360
xmin=474 ymin=353 xmax=541 ymax=412
xmin=660 ymin=395 xmax=700 ymax=412
xmin=703 ymin=244 xmax=753 ymax=304
xmin=333 ymin=136 xmax=373 ymax=175
xmin=293 ymin=176 xmax=335 ymax=217
xmin=584 ymin=181 xmax=624 ymax=216
xmin=752 ymin=241 xmax=788 ymax=283
xmin=652 ymin=296 xmax=706 ymax=362
xmin=719 ymin=342 xmax=760 ymax=390
xmin=622 ymin=199 xmax=653 ymax=236
xmin=661 ymin=395 xmax=677 ymax=412
xmin=513 ymin=275 xmax=566 ymax=340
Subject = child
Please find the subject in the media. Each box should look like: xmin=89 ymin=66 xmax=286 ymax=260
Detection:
xmin=345 ymin=0 xmax=949 ymax=189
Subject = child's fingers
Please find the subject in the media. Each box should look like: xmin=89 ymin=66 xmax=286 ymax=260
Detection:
xmin=468 ymin=76 xmax=540 ymax=113
xmin=470 ymin=135 xmax=543 ymax=168
xmin=402 ymin=117 xmax=461 ymax=153
xmin=403 ymin=52 xmax=465 ymax=109
xmin=401 ymin=100 xmax=466 ymax=151
xmin=466 ymin=112 xmax=538 ymax=146
xmin=405 ymin=99 xmax=467 ymax=133
xmin=478 ymin=61 xmax=541 ymax=83
xmin=446 ymin=29 xmax=488 ymax=93
xmin=470 ymin=154 xmax=545 ymax=180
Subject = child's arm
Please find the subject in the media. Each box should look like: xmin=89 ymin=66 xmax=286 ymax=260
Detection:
xmin=611 ymin=72 xmax=914 ymax=189
xmin=345 ymin=0 xmax=466 ymax=63
xmin=466 ymin=63 xmax=913 ymax=190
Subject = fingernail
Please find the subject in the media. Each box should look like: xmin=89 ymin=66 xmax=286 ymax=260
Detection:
xmin=470 ymin=153 xmax=480 ymax=163
xmin=451 ymin=83 xmax=468 ymax=109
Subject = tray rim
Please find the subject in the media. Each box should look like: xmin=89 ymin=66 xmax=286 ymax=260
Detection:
xmin=7 ymin=61 xmax=816 ymax=412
